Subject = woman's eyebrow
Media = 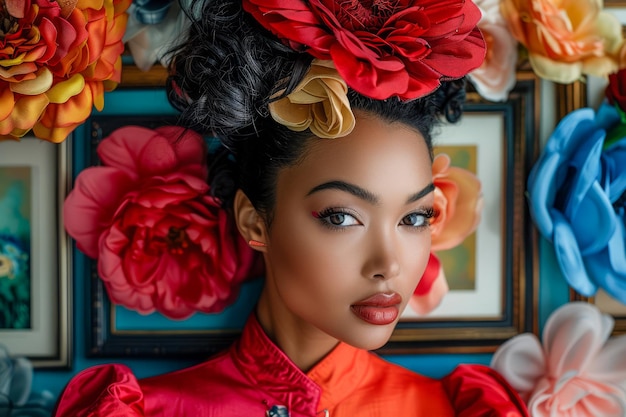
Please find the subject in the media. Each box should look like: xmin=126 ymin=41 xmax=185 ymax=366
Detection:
xmin=306 ymin=181 xmax=435 ymax=205
xmin=406 ymin=183 xmax=435 ymax=203
xmin=307 ymin=180 xmax=379 ymax=204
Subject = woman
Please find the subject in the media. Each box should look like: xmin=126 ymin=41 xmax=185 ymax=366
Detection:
xmin=54 ymin=0 xmax=528 ymax=415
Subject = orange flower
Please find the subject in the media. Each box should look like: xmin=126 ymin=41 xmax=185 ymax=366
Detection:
xmin=0 ymin=0 xmax=130 ymax=142
xmin=500 ymin=0 xmax=623 ymax=84
xmin=430 ymin=153 xmax=483 ymax=251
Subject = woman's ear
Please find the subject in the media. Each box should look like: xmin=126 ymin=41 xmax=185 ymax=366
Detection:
xmin=233 ymin=189 xmax=268 ymax=252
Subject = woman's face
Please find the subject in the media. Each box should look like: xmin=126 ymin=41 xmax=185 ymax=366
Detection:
xmin=263 ymin=113 xmax=434 ymax=351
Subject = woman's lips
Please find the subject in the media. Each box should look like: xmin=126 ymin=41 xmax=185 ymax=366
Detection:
xmin=351 ymin=293 xmax=402 ymax=325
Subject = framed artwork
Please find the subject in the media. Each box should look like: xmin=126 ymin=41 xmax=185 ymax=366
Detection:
xmin=604 ymin=1 xmax=626 ymax=7
xmin=120 ymin=63 xmax=168 ymax=88
xmin=79 ymin=75 xmax=539 ymax=358
xmin=381 ymin=72 xmax=541 ymax=353
xmin=119 ymin=49 xmax=168 ymax=88
xmin=0 ymin=138 xmax=72 ymax=368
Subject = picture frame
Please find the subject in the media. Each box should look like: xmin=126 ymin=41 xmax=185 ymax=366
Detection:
xmin=381 ymin=72 xmax=540 ymax=353
xmin=604 ymin=0 xmax=626 ymax=7
xmin=0 ymin=137 xmax=72 ymax=368
xmin=120 ymin=63 xmax=168 ymax=88
xmin=80 ymin=74 xmax=539 ymax=358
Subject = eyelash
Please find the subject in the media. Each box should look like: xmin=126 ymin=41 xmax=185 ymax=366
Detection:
xmin=313 ymin=207 xmax=437 ymax=231
xmin=313 ymin=208 xmax=359 ymax=230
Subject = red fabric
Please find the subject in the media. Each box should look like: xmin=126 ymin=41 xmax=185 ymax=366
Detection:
xmin=442 ymin=364 xmax=529 ymax=417
xmin=414 ymin=252 xmax=441 ymax=295
xmin=54 ymin=315 xmax=529 ymax=416
xmin=53 ymin=364 xmax=144 ymax=417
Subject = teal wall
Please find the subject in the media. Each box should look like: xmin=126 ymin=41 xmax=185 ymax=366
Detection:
xmin=30 ymin=88 xmax=572 ymax=399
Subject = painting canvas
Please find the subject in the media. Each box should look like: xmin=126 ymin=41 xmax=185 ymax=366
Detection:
xmin=0 ymin=167 xmax=32 ymax=329
xmin=401 ymin=112 xmax=504 ymax=321
xmin=0 ymin=138 xmax=71 ymax=368
xmin=432 ymin=145 xmax=478 ymax=291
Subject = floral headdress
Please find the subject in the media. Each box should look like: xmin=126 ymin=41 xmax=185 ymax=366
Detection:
xmin=244 ymin=0 xmax=486 ymax=138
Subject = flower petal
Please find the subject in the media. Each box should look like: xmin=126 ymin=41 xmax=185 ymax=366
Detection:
xmin=551 ymin=209 xmax=598 ymax=296
xmin=490 ymin=333 xmax=546 ymax=401
xmin=528 ymin=54 xmax=584 ymax=84
xmin=542 ymin=302 xmax=613 ymax=377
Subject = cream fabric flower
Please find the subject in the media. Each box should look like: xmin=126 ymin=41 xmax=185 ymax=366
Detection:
xmin=269 ymin=60 xmax=355 ymax=139
xmin=468 ymin=0 xmax=518 ymax=102
xmin=491 ymin=302 xmax=626 ymax=416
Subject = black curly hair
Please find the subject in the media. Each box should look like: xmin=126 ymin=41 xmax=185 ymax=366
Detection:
xmin=166 ymin=0 xmax=467 ymax=224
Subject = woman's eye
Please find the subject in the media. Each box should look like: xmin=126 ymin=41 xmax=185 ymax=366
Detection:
xmin=401 ymin=212 xmax=426 ymax=227
xmin=314 ymin=209 xmax=360 ymax=228
xmin=327 ymin=212 xmax=359 ymax=226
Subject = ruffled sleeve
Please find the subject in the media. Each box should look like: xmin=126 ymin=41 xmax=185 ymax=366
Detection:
xmin=441 ymin=364 xmax=529 ymax=416
xmin=53 ymin=364 xmax=145 ymax=417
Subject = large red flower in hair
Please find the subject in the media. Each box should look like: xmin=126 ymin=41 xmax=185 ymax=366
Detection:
xmin=243 ymin=0 xmax=486 ymax=100
xmin=63 ymin=126 xmax=260 ymax=319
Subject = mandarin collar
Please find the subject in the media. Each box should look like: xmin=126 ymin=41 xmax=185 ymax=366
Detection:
xmin=231 ymin=314 xmax=371 ymax=415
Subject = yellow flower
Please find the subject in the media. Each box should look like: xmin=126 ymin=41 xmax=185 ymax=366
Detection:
xmin=500 ymin=0 xmax=624 ymax=83
xmin=269 ymin=60 xmax=355 ymax=139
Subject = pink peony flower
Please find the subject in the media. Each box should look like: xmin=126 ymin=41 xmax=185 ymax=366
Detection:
xmin=63 ymin=126 xmax=260 ymax=319
xmin=491 ymin=302 xmax=626 ymax=416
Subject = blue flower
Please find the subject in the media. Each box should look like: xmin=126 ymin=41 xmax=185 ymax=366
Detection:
xmin=527 ymin=102 xmax=626 ymax=302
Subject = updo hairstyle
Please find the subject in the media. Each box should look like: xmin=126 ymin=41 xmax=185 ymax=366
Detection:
xmin=166 ymin=0 xmax=466 ymax=225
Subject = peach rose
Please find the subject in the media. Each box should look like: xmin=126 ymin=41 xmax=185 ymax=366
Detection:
xmin=500 ymin=0 xmax=623 ymax=84
xmin=430 ymin=153 xmax=483 ymax=251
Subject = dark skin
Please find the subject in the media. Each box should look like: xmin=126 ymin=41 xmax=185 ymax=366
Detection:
xmin=235 ymin=112 xmax=434 ymax=371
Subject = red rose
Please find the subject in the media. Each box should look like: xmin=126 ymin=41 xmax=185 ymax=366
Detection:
xmin=243 ymin=0 xmax=486 ymax=100
xmin=606 ymin=68 xmax=626 ymax=111
xmin=63 ymin=126 xmax=260 ymax=319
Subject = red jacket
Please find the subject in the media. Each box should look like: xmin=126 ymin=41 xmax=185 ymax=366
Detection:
xmin=54 ymin=315 xmax=528 ymax=416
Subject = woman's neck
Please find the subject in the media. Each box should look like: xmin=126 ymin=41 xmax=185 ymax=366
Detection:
xmin=256 ymin=287 xmax=340 ymax=372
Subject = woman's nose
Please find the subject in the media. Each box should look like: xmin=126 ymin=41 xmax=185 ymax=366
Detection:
xmin=361 ymin=229 xmax=401 ymax=280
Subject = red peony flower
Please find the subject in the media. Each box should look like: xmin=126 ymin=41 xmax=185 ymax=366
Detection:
xmin=243 ymin=0 xmax=486 ymax=100
xmin=63 ymin=126 xmax=261 ymax=319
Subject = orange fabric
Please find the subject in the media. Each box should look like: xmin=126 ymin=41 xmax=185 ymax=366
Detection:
xmin=54 ymin=315 xmax=529 ymax=416
xmin=308 ymin=343 xmax=457 ymax=415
